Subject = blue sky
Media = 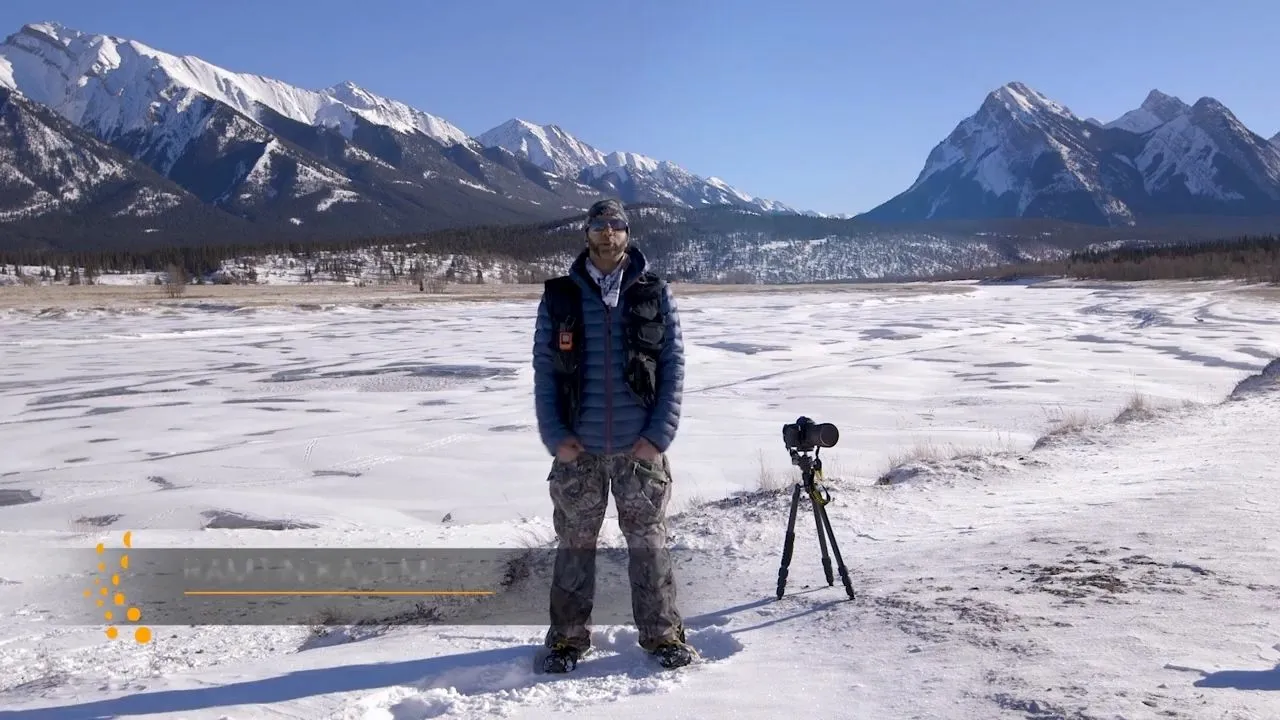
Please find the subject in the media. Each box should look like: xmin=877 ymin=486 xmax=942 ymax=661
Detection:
xmin=4 ymin=0 xmax=1278 ymax=216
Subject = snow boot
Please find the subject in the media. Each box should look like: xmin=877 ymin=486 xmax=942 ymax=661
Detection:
xmin=540 ymin=643 xmax=587 ymax=674
xmin=651 ymin=641 xmax=698 ymax=669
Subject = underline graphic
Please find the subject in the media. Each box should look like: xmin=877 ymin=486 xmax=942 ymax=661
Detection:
xmin=183 ymin=590 xmax=495 ymax=596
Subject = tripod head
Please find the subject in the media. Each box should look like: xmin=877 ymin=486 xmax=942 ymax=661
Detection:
xmin=789 ymin=446 xmax=832 ymax=505
xmin=788 ymin=445 xmax=822 ymax=478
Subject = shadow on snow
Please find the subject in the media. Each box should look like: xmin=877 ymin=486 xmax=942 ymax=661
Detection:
xmin=0 ymin=595 xmax=850 ymax=719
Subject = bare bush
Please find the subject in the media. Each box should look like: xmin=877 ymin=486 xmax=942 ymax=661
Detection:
xmin=718 ymin=268 xmax=759 ymax=285
xmin=163 ymin=263 xmax=187 ymax=298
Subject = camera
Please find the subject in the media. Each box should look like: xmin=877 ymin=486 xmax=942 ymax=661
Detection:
xmin=781 ymin=416 xmax=838 ymax=451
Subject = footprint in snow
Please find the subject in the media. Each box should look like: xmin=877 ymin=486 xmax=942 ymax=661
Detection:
xmin=349 ymin=626 xmax=744 ymax=719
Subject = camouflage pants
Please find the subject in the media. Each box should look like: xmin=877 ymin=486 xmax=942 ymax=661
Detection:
xmin=544 ymin=451 xmax=685 ymax=653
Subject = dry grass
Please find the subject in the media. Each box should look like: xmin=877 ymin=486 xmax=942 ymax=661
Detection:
xmin=883 ymin=435 xmax=1018 ymax=471
xmin=883 ymin=439 xmax=949 ymax=469
xmin=1032 ymin=392 xmax=1207 ymax=451
xmin=753 ymin=449 xmax=795 ymax=492
xmin=1113 ymin=391 xmax=1204 ymax=423
xmin=1032 ymin=407 xmax=1100 ymax=450
xmin=874 ymin=434 xmax=1020 ymax=485
xmin=674 ymin=490 xmax=712 ymax=515
xmin=1113 ymin=391 xmax=1153 ymax=423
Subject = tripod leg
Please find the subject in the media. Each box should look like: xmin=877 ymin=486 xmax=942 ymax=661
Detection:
xmin=817 ymin=503 xmax=856 ymax=599
xmin=776 ymin=484 xmax=802 ymax=599
xmin=810 ymin=494 xmax=834 ymax=586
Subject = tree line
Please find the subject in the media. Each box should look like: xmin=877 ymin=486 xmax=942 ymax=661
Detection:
xmin=1067 ymin=235 xmax=1280 ymax=282
xmin=3 ymin=202 xmax=1280 ymax=285
xmin=925 ymin=234 xmax=1280 ymax=283
xmin=0 ymin=220 xmax=590 ymax=277
xmin=0 ymin=203 xmax=709 ymax=278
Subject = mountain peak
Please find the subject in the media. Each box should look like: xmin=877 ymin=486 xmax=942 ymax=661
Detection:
xmin=982 ymin=81 xmax=1075 ymax=120
xmin=475 ymin=118 xmax=790 ymax=213
xmin=1185 ymin=95 xmax=1262 ymax=145
xmin=490 ymin=117 xmax=566 ymax=138
xmin=504 ymin=118 xmax=577 ymax=139
xmin=1141 ymin=89 xmax=1184 ymax=110
xmin=476 ymin=118 xmax=605 ymax=177
xmin=323 ymin=80 xmax=376 ymax=105
xmin=15 ymin=21 xmax=80 ymax=44
xmin=1105 ymin=89 xmax=1190 ymax=134
xmin=1190 ymin=95 xmax=1229 ymax=114
xmin=603 ymin=150 xmax=660 ymax=172
xmin=1139 ymin=89 xmax=1191 ymax=120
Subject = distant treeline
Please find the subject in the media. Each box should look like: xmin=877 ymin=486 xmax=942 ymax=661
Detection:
xmin=0 ymin=220 xmax=590 ymax=276
xmin=4 ymin=204 xmax=1280 ymax=284
xmin=929 ymin=234 xmax=1280 ymax=283
xmin=0 ymin=205 xmax=714 ymax=276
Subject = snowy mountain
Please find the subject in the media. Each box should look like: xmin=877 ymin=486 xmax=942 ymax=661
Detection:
xmin=1104 ymin=90 xmax=1189 ymax=134
xmin=477 ymin=118 xmax=795 ymax=214
xmin=0 ymin=22 xmax=797 ymax=248
xmin=476 ymin=119 xmax=606 ymax=178
xmin=863 ymin=82 xmax=1280 ymax=226
xmin=0 ymin=23 xmax=472 ymax=149
xmin=0 ymin=85 xmax=248 ymax=249
xmin=0 ymin=21 xmax=620 ymax=243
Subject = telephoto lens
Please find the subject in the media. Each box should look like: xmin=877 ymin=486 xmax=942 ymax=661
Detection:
xmin=782 ymin=416 xmax=838 ymax=450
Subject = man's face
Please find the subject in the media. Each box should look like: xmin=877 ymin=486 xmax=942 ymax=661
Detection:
xmin=586 ymin=214 xmax=628 ymax=260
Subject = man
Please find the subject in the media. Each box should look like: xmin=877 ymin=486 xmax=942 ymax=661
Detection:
xmin=531 ymin=198 xmax=696 ymax=673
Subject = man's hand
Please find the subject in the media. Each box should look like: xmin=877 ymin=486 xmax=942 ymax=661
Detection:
xmin=555 ymin=437 xmax=585 ymax=464
xmin=631 ymin=436 xmax=660 ymax=462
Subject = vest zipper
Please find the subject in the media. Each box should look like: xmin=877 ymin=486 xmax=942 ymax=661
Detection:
xmin=604 ymin=303 xmax=612 ymax=455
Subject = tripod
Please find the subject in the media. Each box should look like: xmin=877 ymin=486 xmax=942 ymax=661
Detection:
xmin=776 ymin=446 xmax=855 ymax=600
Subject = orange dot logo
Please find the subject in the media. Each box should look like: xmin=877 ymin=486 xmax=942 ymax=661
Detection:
xmin=86 ymin=531 xmax=151 ymax=644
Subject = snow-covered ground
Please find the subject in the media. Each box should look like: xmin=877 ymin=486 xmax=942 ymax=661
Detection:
xmin=0 ymin=280 xmax=1278 ymax=719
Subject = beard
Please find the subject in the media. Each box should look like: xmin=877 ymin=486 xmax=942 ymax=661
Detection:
xmin=588 ymin=235 xmax=627 ymax=263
